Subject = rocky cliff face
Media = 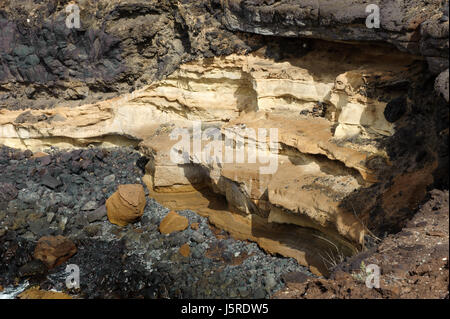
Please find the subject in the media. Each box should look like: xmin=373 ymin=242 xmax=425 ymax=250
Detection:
xmin=0 ymin=0 xmax=448 ymax=277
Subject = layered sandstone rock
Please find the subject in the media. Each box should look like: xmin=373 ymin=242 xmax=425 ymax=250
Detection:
xmin=106 ymin=184 xmax=146 ymax=226
xmin=1 ymin=37 xmax=444 ymax=275
xmin=0 ymin=41 xmax=420 ymax=150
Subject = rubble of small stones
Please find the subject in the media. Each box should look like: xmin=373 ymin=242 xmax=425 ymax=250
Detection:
xmin=0 ymin=146 xmax=313 ymax=299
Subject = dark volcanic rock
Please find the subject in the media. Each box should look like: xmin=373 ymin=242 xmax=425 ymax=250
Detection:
xmin=0 ymin=0 xmax=261 ymax=110
xmin=0 ymin=183 xmax=18 ymax=202
xmin=41 ymin=174 xmax=62 ymax=189
xmin=0 ymin=146 xmax=313 ymax=299
xmin=384 ymin=96 xmax=407 ymax=123
xmin=18 ymin=259 xmax=48 ymax=278
xmin=87 ymin=205 xmax=107 ymax=223
xmin=221 ymin=0 xmax=449 ymax=72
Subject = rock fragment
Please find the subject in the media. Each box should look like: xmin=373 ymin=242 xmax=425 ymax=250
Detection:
xmin=34 ymin=235 xmax=77 ymax=269
xmin=18 ymin=287 xmax=72 ymax=299
xmin=87 ymin=205 xmax=107 ymax=223
xmin=106 ymin=184 xmax=146 ymax=226
xmin=179 ymin=243 xmax=190 ymax=257
xmin=159 ymin=211 xmax=188 ymax=234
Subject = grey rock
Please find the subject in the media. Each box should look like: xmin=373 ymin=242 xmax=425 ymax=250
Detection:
xmin=222 ymin=0 xmax=448 ymax=66
xmin=41 ymin=174 xmax=61 ymax=189
xmin=84 ymin=224 xmax=102 ymax=237
xmin=435 ymin=69 xmax=449 ymax=102
xmin=191 ymin=231 xmax=205 ymax=243
xmin=28 ymin=218 xmax=51 ymax=236
xmin=36 ymin=155 xmax=51 ymax=166
xmin=264 ymin=274 xmax=277 ymax=292
xmin=47 ymin=212 xmax=55 ymax=223
xmin=254 ymin=288 xmax=266 ymax=299
xmin=103 ymin=174 xmax=116 ymax=185
xmin=0 ymin=183 xmax=18 ymax=202
xmin=81 ymin=200 xmax=98 ymax=211
xmin=87 ymin=205 xmax=107 ymax=223
xmin=238 ymin=286 xmax=249 ymax=298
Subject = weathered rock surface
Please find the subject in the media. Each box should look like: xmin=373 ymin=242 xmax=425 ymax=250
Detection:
xmin=0 ymin=0 xmax=262 ymax=110
xmin=0 ymin=36 xmax=445 ymax=275
xmin=106 ymin=184 xmax=146 ymax=226
xmin=221 ymin=0 xmax=449 ymax=71
xmin=435 ymin=69 xmax=449 ymax=102
xmin=0 ymin=0 xmax=447 ymax=111
xmin=273 ymin=190 xmax=449 ymax=299
xmin=179 ymin=243 xmax=191 ymax=257
xmin=159 ymin=211 xmax=189 ymax=234
xmin=0 ymin=40 xmax=422 ymax=150
xmin=33 ymin=235 xmax=77 ymax=269
xmin=18 ymin=287 xmax=72 ymax=299
xmin=0 ymin=0 xmax=448 ymax=280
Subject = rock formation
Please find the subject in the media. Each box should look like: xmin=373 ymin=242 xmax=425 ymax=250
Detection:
xmin=18 ymin=287 xmax=72 ymax=299
xmin=0 ymin=0 xmax=448 ymax=277
xmin=159 ymin=211 xmax=189 ymax=234
xmin=33 ymin=235 xmax=77 ymax=269
xmin=106 ymin=184 xmax=146 ymax=226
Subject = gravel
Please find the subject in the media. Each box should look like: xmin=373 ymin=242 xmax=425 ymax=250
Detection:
xmin=0 ymin=146 xmax=314 ymax=299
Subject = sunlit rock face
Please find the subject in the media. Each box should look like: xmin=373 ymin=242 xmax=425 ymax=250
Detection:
xmin=0 ymin=41 xmax=418 ymax=148
xmin=0 ymin=37 xmax=446 ymax=275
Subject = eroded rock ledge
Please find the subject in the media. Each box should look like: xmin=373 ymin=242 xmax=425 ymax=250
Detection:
xmin=1 ymin=37 xmax=446 ymax=276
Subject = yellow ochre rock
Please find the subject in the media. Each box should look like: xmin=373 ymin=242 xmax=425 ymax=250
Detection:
xmin=106 ymin=184 xmax=146 ymax=226
xmin=18 ymin=287 xmax=72 ymax=299
xmin=179 ymin=243 xmax=191 ymax=257
xmin=159 ymin=211 xmax=189 ymax=234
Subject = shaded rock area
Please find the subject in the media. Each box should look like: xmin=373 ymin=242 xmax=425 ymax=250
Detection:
xmin=0 ymin=146 xmax=313 ymax=299
xmin=221 ymin=0 xmax=448 ymax=65
xmin=273 ymin=189 xmax=449 ymax=299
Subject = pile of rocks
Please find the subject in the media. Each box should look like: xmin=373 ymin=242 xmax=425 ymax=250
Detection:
xmin=0 ymin=146 xmax=313 ymax=299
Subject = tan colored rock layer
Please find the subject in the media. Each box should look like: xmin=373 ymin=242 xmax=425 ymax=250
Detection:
xmin=159 ymin=211 xmax=189 ymax=234
xmin=0 ymin=40 xmax=435 ymax=276
xmin=0 ymin=41 xmax=420 ymax=151
xmin=144 ymin=180 xmax=351 ymax=276
xmin=18 ymin=287 xmax=72 ymax=299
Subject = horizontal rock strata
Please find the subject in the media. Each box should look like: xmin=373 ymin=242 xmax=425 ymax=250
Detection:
xmin=0 ymin=38 xmax=446 ymax=275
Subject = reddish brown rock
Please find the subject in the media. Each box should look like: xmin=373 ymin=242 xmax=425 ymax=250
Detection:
xmin=106 ymin=184 xmax=146 ymax=226
xmin=190 ymin=222 xmax=199 ymax=230
xmin=159 ymin=211 xmax=188 ymax=234
xmin=34 ymin=236 xmax=77 ymax=269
